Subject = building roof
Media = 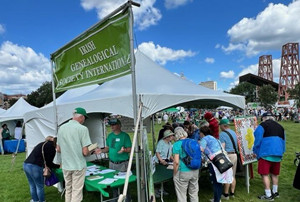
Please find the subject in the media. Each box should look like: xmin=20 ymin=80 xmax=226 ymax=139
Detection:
xmin=239 ymin=73 xmax=278 ymax=90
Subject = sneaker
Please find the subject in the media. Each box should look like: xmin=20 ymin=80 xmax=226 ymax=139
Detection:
xmin=229 ymin=192 xmax=235 ymax=198
xmin=258 ymin=194 xmax=274 ymax=201
xmin=221 ymin=194 xmax=229 ymax=200
xmin=272 ymin=192 xmax=279 ymax=198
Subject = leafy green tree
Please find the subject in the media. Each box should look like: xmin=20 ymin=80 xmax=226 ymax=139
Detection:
xmin=8 ymin=98 xmax=18 ymax=107
xmin=26 ymin=81 xmax=63 ymax=107
xmin=229 ymin=82 xmax=256 ymax=103
xmin=257 ymin=84 xmax=278 ymax=109
xmin=287 ymin=83 xmax=300 ymax=108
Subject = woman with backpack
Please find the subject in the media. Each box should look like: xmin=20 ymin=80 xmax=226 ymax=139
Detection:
xmin=173 ymin=127 xmax=199 ymax=202
xmin=199 ymin=126 xmax=223 ymax=202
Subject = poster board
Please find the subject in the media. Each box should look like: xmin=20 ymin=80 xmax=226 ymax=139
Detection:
xmin=234 ymin=116 xmax=257 ymax=165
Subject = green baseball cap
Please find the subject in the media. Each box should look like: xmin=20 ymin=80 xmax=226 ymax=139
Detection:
xmin=74 ymin=107 xmax=88 ymax=119
xmin=219 ymin=119 xmax=229 ymax=125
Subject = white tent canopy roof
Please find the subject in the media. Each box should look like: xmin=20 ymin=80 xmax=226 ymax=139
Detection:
xmin=24 ymin=50 xmax=245 ymax=125
xmin=0 ymin=97 xmax=38 ymax=122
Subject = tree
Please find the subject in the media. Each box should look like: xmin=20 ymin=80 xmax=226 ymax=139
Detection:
xmin=257 ymin=84 xmax=278 ymax=109
xmin=287 ymin=83 xmax=300 ymax=108
xmin=26 ymin=81 xmax=64 ymax=107
xmin=8 ymin=98 xmax=18 ymax=107
xmin=229 ymin=82 xmax=256 ymax=103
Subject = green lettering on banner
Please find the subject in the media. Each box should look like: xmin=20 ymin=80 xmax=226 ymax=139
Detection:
xmin=51 ymin=9 xmax=131 ymax=92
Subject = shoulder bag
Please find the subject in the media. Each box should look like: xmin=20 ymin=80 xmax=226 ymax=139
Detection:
xmin=42 ymin=141 xmax=51 ymax=177
xmin=211 ymin=140 xmax=233 ymax=174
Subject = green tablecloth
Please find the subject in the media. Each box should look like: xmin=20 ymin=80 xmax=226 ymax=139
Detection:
xmin=54 ymin=162 xmax=136 ymax=198
xmin=153 ymin=164 xmax=173 ymax=184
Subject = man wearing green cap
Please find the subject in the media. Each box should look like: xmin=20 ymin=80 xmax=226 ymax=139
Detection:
xmin=219 ymin=119 xmax=238 ymax=200
xmin=99 ymin=118 xmax=132 ymax=202
xmin=57 ymin=107 xmax=100 ymax=202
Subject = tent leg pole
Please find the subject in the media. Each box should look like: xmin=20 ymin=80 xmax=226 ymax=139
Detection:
xmin=151 ymin=115 xmax=156 ymax=152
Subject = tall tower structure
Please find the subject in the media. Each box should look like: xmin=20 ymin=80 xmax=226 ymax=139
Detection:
xmin=258 ymin=55 xmax=273 ymax=81
xmin=278 ymin=43 xmax=300 ymax=101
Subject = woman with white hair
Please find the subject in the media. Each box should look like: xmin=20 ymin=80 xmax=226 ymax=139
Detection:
xmin=172 ymin=127 xmax=199 ymax=202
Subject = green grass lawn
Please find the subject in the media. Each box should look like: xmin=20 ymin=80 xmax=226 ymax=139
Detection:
xmin=0 ymin=121 xmax=299 ymax=202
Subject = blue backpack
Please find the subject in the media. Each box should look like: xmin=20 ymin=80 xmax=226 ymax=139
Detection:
xmin=181 ymin=139 xmax=202 ymax=169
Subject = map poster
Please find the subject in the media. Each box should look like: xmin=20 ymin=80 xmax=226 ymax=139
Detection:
xmin=234 ymin=116 xmax=258 ymax=165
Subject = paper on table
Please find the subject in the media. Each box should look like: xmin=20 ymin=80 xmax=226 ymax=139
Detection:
xmin=114 ymin=171 xmax=132 ymax=179
xmin=87 ymin=175 xmax=104 ymax=181
xmin=167 ymin=165 xmax=174 ymax=170
xmin=87 ymin=165 xmax=98 ymax=169
xmin=98 ymin=178 xmax=118 ymax=185
xmin=99 ymin=169 xmax=115 ymax=174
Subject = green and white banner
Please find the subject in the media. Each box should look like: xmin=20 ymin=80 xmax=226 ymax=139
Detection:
xmin=51 ymin=10 xmax=131 ymax=92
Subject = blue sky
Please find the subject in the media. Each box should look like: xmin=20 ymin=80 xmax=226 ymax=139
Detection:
xmin=0 ymin=0 xmax=299 ymax=95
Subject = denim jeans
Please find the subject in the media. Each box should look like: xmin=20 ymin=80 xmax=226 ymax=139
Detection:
xmin=208 ymin=163 xmax=222 ymax=202
xmin=23 ymin=163 xmax=45 ymax=202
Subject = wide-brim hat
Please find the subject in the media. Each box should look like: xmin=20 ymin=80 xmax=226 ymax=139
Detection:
xmin=163 ymin=129 xmax=174 ymax=139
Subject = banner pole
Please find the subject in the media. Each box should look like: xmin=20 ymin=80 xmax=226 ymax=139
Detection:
xmin=51 ymin=60 xmax=58 ymax=134
xmin=128 ymin=1 xmax=142 ymax=201
xmin=243 ymin=109 xmax=250 ymax=194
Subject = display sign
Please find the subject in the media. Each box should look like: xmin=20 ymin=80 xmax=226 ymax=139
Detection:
xmin=234 ymin=116 xmax=258 ymax=165
xmin=51 ymin=9 xmax=131 ymax=92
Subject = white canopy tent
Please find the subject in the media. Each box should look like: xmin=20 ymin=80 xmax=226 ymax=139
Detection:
xmin=24 ymin=50 xmax=245 ymax=154
xmin=0 ymin=97 xmax=38 ymax=137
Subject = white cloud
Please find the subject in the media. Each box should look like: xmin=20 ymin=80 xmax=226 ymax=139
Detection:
xmin=165 ymin=0 xmax=193 ymax=9
xmin=137 ymin=41 xmax=196 ymax=65
xmin=220 ymin=70 xmax=235 ymax=79
xmin=0 ymin=24 xmax=5 ymax=34
xmin=205 ymin=57 xmax=215 ymax=64
xmin=0 ymin=41 xmax=51 ymax=94
xmin=223 ymin=1 xmax=300 ymax=56
xmin=80 ymin=0 xmax=162 ymax=30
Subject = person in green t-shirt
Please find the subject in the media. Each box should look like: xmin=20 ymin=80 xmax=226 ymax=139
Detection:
xmin=100 ymin=118 xmax=132 ymax=202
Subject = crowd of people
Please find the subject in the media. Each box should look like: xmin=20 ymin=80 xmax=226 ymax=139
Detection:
xmin=154 ymin=111 xmax=286 ymax=202
xmin=22 ymin=107 xmax=287 ymax=202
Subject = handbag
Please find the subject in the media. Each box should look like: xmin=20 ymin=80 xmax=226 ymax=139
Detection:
xmin=223 ymin=130 xmax=243 ymax=172
xmin=211 ymin=140 xmax=233 ymax=174
xmin=42 ymin=141 xmax=51 ymax=177
xmin=211 ymin=163 xmax=233 ymax=184
xmin=45 ymin=171 xmax=59 ymax=186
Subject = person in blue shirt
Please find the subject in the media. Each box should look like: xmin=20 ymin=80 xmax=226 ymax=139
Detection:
xmin=254 ymin=112 xmax=285 ymax=201
xmin=219 ymin=119 xmax=238 ymax=199
xmin=200 ymin=126 xmax=222 ymax=202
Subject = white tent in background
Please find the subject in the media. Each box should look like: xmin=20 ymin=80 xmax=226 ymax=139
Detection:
xmin=217 ymin=106 xmax=233 ymax=110
xmin=0 ymin=97 xmax=38 ymax=137
xmin=0 ymin=97 xmax=38 ymax=122
xmin=24 ymin=50 xmax=245 ymax=154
